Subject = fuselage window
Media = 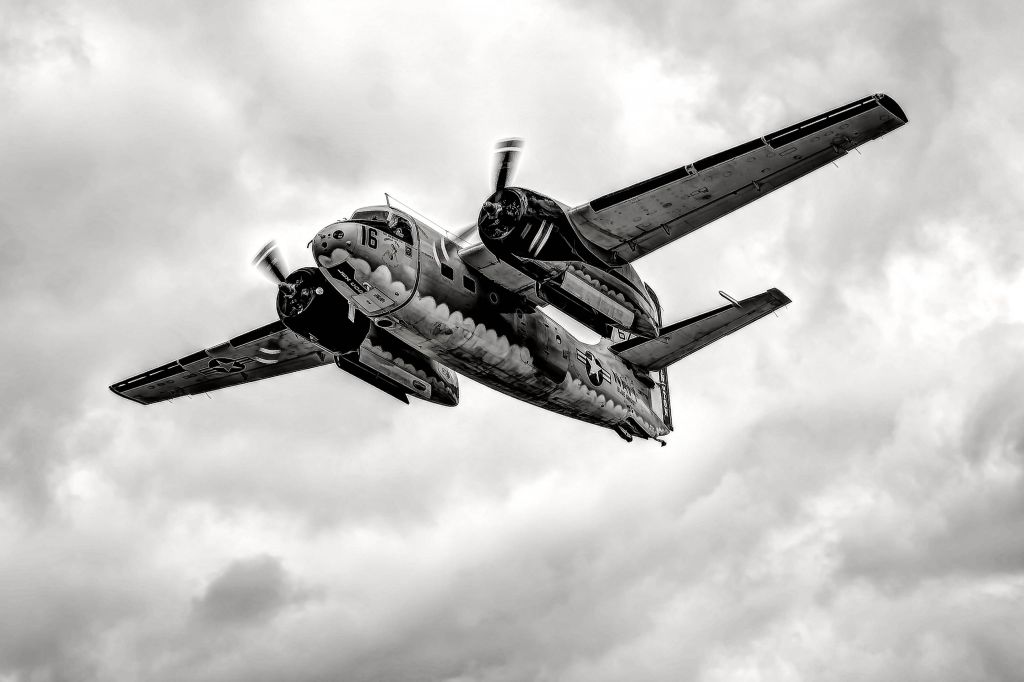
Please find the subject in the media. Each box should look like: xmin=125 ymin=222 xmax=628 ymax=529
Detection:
xmin=463 ymin=276 xmax=476 ymax=292
xmin=440 ymin=263 xmax=454 ymax=280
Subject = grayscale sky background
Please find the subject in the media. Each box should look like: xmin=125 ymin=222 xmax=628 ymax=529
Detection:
xmin=2 ymin=1 xmax=1023 ymax=680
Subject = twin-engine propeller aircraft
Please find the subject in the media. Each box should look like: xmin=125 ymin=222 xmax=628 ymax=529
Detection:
xmin=111 ymin=93 xmax=907 ymax=443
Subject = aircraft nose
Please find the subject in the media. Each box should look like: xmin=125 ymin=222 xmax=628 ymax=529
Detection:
xmin=312 ymin=223 xmax=354 ymax=268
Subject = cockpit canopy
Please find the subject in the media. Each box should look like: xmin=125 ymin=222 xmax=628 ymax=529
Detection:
xmin=345 ymin=206 xmax=415 ymax=244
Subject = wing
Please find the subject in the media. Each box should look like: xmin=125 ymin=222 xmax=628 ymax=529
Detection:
xmin=612 ymin=288 xmax=791 ymax=371
xmin=110 ymin=321 xmax=335 ymax=405
xmin=568 ymin=93 xmax=908 ymax=263
xmin=458 ymin=242 xmax=536 ymax=297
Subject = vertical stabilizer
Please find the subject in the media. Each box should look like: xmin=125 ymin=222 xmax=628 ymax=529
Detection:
xmin=657 ymin=368 xmax=672 ymax=430
xmin=648 ymin=367 xmax=672 ymax=431
xmin=634 ymin=282 xmax=671 ymax=430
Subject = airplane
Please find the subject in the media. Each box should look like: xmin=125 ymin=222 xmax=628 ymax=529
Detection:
xmin=111 ymin=93 xmax=907 ymax=444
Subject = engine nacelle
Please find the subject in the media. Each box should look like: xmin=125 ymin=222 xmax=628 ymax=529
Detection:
xmin=276 ymin=267 xmax=370 ymax=354
xmin=477 ymin=187 xmax=661 ymax=338
xmin=354 ymin=327 xmax=460 ymax=406
xmin=477 ymin=187 xmax=609 ymax=267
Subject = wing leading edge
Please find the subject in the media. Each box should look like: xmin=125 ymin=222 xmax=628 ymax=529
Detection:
xmin=612 ymin=288 xmax=791 ymax=371
xmin=569 ymin=93 xmax=908 ymax=263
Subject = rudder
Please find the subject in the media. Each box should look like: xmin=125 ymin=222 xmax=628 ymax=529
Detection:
xmin=647 ymin=367 xmax=672 ymax=431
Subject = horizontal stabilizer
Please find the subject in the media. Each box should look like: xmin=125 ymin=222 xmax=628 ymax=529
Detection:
xmin=611 ymin=288 xmax=791 ymax=371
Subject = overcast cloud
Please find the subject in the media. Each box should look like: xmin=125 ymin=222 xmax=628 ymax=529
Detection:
xmin=2 ymin=0 xmax=1023 ymax=680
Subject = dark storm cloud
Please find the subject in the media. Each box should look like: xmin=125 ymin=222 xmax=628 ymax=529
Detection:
xmin=2 ymin=0 xmax=1024 ymax=680
xmin=193 ymin=555 xmax=312 ymax=625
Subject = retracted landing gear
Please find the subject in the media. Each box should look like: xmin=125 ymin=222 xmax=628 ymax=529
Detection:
xmin=614 ymin=424 xmax=633 ymax=443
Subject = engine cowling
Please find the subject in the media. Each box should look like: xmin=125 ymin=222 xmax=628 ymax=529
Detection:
xmin=350 ymin=326 xmax=460 ymax=406
xmin=477 ymin=187 xmax=609 ymax=267
xmin=276 ymin=267 xmax=370 ymax=354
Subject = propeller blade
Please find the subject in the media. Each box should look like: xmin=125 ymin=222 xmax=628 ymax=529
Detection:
xmin=492 ymin=137 xmax=523 ymax=193
xmin=252 ymin=240 xmax=289 ymax=285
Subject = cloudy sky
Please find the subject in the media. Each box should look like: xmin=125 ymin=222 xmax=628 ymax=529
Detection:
xmin=3 ymin=0 xmax=1023 ymax=680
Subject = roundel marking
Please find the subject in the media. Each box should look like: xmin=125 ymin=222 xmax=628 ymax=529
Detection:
xmin=584 ymin=351 xmax=604 ymax=387
xmin=208 ymin=357 xmax=246 ymax=374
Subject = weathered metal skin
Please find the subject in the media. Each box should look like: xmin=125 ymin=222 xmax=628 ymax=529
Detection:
xmin=312 ymin=210 xmax=670 ymax=438
xmin=355 ymin=325 xmax=460 ymax=407
xmin=514 ymin=309 xmax=571 ymax=384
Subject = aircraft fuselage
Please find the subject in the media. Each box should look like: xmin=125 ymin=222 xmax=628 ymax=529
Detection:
xmin=311 ymin=211 xmax=670 ymax=437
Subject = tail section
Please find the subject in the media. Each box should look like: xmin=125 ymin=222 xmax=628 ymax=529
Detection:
xmin=612 ymin=288 xmax=791 ymax=372
xmin=612 ymin=288 xmax=788 ymax=434
xmin=607 ymin=282 xmax=673 ymax=432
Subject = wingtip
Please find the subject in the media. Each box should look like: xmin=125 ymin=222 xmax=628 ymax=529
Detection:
xmin=109 ymin=383 xmax=150 ymax=405
xmin=767 ymin=287 xmax=792 ymax=306
xmin=875 ymin=93 xmax=908 ymax=124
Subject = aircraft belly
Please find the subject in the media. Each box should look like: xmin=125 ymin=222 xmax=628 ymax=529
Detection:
xmin=384 ymin=318 xmax=554 ymax=403
xmin=387 ymin=298 xmax=668 ymax=435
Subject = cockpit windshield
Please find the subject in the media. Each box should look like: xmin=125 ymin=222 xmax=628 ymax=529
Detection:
xmin=346 ymin=207 xmax=414 ymax=244
xmin=350 ymin=208 xmax=390 ymax=223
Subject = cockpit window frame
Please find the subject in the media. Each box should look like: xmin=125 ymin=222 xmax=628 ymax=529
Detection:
xmin=344 ymin=208 xmax=415 ymax=245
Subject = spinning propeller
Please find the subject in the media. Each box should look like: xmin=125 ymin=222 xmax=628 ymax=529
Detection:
xmin=252 ymin=240 xmax=290 ymax=288
xmin=492 ymin=138 xmax=524 ymax=194
xmin=453 ymin=137 xmax=524 ymax=244
xmin=253 ymin=240 xmax=322 ymax=318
